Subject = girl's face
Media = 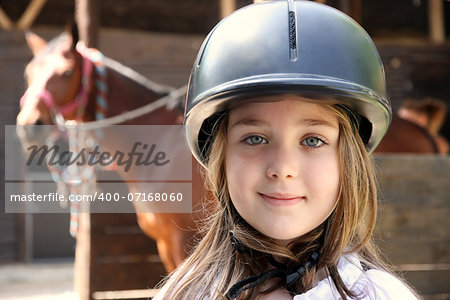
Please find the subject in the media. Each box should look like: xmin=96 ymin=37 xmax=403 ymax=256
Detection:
xmin=225 ymin=98 xmax=340 ymax=243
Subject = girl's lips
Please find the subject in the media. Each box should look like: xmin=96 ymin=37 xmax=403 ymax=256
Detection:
xmin=259 ymin=193 xmax=305 ymax=206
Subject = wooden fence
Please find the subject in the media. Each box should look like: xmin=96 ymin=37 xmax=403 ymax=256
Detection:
xmin=375 ymin=155 xmax=450 ymax=300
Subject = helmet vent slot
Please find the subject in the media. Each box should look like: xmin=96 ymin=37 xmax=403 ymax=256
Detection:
xmin=287 ymin=0 xmax=298 ymax=61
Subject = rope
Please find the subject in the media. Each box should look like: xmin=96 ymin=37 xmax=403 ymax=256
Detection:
xmin=49 ymin=45 xmax=109 ymax=237
xmin=43 ymin=126 xmax=96 ymax=237
xmin=57 ymin=84 xmax=187 ymax=131
xmin=225 ymin=252 xmax=320 ymax=299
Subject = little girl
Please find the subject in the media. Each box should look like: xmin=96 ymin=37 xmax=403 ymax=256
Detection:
xmin=154 ymin=1 xmax=418 ymax=299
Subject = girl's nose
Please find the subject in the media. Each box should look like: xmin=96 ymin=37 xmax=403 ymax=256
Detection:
xmin=265 ymin=146 xmax=299 ymax=180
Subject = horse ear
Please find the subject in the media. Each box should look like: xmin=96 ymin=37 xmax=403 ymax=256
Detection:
xmin=66 ymin=20 xmax=79 ymax=50
xmin=25 ymin=31 xmax=47 ymax=56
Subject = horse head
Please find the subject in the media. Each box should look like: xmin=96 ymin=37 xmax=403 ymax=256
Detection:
xmin=16 ymin=23 xmax=89 ymax=146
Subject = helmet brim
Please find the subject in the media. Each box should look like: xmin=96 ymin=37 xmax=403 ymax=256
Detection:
xmin=185 ymin=74 xmax=391 ymax=166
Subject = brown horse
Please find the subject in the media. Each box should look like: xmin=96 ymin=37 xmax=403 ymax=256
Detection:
xmin=376 ymin=115 xmax=440 ymax=154
xmin=376 ymin=98 xmax=449 ymax=155
xmin=16 ymin=25 xmax=210 ymax=272
xmin=396 ymin=98 xmax=449 ymax=155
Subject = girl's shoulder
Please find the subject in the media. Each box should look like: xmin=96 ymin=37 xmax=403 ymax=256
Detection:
xmin=293 ymin=254 xmax=418 ymax=300
xmin=361 ymin=268 xmax=418 ymax=300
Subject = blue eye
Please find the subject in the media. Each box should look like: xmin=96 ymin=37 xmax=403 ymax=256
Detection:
xmin=301 ymin=136 xmax=324 ymax=148
xmin=244 ymin=135 xmax=268 ymax=145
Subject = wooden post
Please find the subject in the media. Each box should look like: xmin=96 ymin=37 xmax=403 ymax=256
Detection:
xmin=339 ymin=0 xmax=351 ymax=16
xmin=75 ymin=0 xmax=99 ymax=48
xmin=73 ymin=3 xmax=99 ymax=299
xmin=428 ymin=0 xmax=445 ymax=43
xmin=74 ymin=213 xmax=92 ymax=300
xmin=352 ymin=0 xmax=362 ymax=24
xmin=338 ymin=0 xmax=362 ymax=24
xmin=220 ymin=0 xmax=236 ymax=19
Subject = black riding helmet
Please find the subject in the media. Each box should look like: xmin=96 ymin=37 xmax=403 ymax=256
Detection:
xmin=184 ymin=0 xmax=391 ymax=166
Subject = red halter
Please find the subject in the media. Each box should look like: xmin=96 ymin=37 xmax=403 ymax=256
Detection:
xmin=20 ymin=45 xmax=94 ymax=120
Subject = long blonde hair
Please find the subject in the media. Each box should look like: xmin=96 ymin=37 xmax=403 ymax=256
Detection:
xmin=155 ymin=104 xmax=393 ymax=299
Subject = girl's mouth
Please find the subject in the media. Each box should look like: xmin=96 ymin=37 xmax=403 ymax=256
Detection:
xmin=259 ymin=193 xmax=305 ymax=206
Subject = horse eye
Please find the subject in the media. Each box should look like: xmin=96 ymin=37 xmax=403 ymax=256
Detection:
xmin=62 ymin=69 xmax=73 ymax=77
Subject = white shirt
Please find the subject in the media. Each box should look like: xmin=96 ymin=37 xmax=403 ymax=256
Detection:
xmin=293 ymin=254 xmax=418 ymax=300
xmin=154 ymin=254 xmax=418 ymax=299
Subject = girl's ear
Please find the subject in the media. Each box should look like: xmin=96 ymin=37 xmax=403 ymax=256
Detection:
xmin=25 ymin=31 xmax=47 ymax=56
xmin=66 ymin=20 xmax=79 ymax=50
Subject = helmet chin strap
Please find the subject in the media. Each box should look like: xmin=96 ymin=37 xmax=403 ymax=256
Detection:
xmin=224 ymin=204 xmax=321 ymax=299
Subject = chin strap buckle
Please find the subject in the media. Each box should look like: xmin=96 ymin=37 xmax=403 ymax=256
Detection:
xmin=285 ymin=251 xmax=320 ymax=289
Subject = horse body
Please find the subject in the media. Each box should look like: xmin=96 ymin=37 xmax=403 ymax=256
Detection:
xmin=375 ymin=115 xmax=440 ymax=154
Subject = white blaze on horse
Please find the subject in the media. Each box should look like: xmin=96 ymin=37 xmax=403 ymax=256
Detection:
xmin=16 ymin=24 xmax=210 ymax=272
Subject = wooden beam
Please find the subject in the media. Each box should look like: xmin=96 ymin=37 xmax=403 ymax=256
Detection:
xmin=16 ymin=0 xmax=48 ymax=30
xmin=0 ymin=5 xmax=14 ymax=30
xmin=339 ymin=0 xmax=351 ymax=16
xmin=75 ymin=0 xmax=100 ymax=48
xmin=428 ymin=0 xmax=445 ymax=43
xmin=220 ymin=0 xmax=236 ymax=19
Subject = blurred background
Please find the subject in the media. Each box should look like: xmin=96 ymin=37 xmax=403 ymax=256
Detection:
xmin=0 ymin=0 xmax=449 ymax=299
